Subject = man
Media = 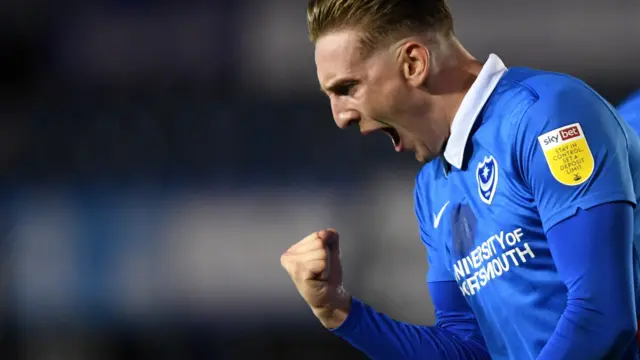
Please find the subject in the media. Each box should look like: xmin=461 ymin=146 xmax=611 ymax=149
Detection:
xmin=619 ymin=90 xmax=640 ymax=133
xmin=280 ymin=0 xmax=640 ymax=359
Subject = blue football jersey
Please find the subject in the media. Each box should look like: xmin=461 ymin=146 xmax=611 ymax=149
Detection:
xmin=414 ymin=55 xmax=640 ymax=359
xmin=619 ymin=89 xmax=640 ymax=135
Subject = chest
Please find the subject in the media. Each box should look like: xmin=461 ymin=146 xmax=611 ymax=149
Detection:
xmin=424 ymin=152 xmax=550 ymax=297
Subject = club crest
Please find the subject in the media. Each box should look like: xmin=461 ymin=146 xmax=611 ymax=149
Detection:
xmin=476 ymin=155 xmax=498 ymax=205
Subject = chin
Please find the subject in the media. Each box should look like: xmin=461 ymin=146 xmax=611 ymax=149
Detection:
xmin=415 ymin=151 xmax=438 ymax=164
xmin=415 ymin=152 xmax=427 ymax=163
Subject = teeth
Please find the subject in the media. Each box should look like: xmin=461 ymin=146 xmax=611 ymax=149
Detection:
xmin=389 ymin=133 xmax=397 ymax=146
xmin=378 ymin=127 xmax=399 ymax=147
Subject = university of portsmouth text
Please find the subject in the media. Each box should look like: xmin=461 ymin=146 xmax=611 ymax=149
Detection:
xmin=453 ymin=228 xmax=535 ymax=296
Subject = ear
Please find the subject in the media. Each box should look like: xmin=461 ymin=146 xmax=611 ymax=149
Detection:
xmin=400 ymin=42 xmax=429 ymax=87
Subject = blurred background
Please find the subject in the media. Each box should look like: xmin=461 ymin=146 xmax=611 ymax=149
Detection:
xmin=0 ymin=0 xmax=639 ymax=359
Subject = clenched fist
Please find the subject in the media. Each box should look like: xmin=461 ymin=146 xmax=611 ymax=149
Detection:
xmin=280 ymin=229 xmax=351 ymax=329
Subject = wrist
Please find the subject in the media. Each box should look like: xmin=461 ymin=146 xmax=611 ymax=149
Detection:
xmin=313 ymin=290 xmax=352 ymax=329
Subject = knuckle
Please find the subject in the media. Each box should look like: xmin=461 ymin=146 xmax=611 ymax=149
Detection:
xmin=304 ymin=232 xmax=318 ymax=242
xmin=281 ymin=256 xmax=299 ymax=275
xmin=293 ymin=263 xmax=309 ymax=280
xmin=288 ymin=262 xmax=299 ymax=277
xmin=315 ymin=259 xmax=327 ymax=272
xmin=317 ymin=247 xmax=328 ymax=260
xmin=280 ymin=254 xmax=289 ymax=267
xmin=304 ymin=259 xmax=325 ymax=277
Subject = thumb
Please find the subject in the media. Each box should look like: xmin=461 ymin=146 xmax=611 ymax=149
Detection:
xmin=317 ymin=229 xmax=340 ymax=280
xmin=318 ymin=228 xmax=339 ymax=249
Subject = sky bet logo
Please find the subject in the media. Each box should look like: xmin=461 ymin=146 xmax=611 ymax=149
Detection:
xmin=537 ymin=122 xmax=594 ymax=186
xmin=541 ymin=125 xmax=581 ymax=147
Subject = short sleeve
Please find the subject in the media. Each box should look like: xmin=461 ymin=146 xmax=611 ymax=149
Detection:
xmin=515 ymin=86 xmax=636 ymax=232
xmin=414 ymin=179 xmax=454 ymax=283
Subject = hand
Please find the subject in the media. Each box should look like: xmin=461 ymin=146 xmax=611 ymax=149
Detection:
xmin=280 ymin=229 xmax=351 ymax=329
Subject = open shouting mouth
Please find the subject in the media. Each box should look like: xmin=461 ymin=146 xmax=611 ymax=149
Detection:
xmin=378 ymin=126 xmax=402 ymax=152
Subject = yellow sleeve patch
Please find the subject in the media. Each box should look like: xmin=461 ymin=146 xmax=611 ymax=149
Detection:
xmin=536 ymin=123 xmax=594 ymax=186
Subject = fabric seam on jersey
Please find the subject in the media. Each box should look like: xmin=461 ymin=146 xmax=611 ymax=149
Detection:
xmin=508 ymin=77 xmax=634 ymax=231
xmin=506 ymin=80 xmax=539 ymax=191
xmin=542 ymin=192 xmax=634 ymax=233
xmin=572 ymin=77 xmax=632 ymax=152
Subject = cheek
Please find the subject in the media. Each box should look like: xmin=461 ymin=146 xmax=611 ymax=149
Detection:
xmin=363 ymin=86 xmax=405 ymax=121
xmin=384 ymin=87 xmax=414 ymax=126
xmin=363 ymin=95 xmax=389 ymax=119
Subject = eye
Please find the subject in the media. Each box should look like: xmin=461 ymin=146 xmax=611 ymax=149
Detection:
xmin=333 ymin=81 xmax=358 ymax=96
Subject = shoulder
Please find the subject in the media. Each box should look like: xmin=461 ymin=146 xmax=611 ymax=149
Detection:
xmin=491 ymin=68 xmax=611 ymax=117
xmin=477 ymin=68 xmax=571 ymax=140
xmin=498 ymin=69 xmax=623 ymax=147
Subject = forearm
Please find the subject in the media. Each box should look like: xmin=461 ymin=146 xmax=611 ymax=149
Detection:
xmin=330 ymin=297 xmax=489 ymax=360
xmin=537 ymin=299 xmax=637 ymax=360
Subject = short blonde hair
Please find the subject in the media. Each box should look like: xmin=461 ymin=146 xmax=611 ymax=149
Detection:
xmin=307 ymin=0 xmax=454 ymax=51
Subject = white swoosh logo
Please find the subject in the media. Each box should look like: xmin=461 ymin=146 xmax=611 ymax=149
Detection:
xmin=433 ymin=201 xmax=450 ymax=229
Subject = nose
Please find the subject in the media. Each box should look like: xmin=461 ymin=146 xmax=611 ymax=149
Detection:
xmin=330 ymin=97 xmax=360 ymax=129
xmin=335 ymin=110 xmax=359 ymax=129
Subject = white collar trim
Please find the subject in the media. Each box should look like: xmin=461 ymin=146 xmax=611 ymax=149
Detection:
xmin=443 ymin=54 xmax=507 ymax=169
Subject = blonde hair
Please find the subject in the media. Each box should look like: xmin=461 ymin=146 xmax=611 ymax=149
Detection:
xmin=307 ymin=0 xmax=454 ymax=51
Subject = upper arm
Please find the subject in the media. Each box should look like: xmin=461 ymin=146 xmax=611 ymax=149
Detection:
xmin=514 ymin=84 xmax=636 ymax=231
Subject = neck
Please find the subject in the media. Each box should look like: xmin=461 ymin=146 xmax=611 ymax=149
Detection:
xmin=428 ymin=38 xmax=483 ymax=133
